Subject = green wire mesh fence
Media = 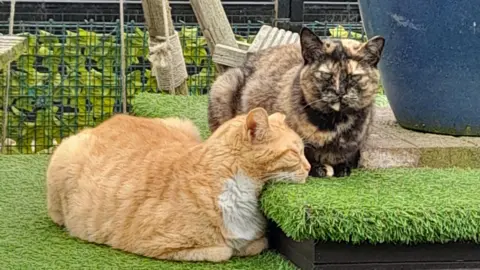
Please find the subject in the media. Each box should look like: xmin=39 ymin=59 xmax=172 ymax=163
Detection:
xmin=0 ymin=20 xmax=365 ymax=154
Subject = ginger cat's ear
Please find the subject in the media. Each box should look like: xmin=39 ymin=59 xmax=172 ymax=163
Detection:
xmin=245 ymin=107 xmax=270 ymax=141
xmin=268 ymin=112 xmax=286 ymax=123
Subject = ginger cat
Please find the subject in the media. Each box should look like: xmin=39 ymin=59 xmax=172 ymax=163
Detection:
xmin=46 ymin=107 xmax=310 ymax=262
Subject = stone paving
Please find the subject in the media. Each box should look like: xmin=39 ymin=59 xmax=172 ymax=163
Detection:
xmin=360 ymin=106 xmax=480 ymax=169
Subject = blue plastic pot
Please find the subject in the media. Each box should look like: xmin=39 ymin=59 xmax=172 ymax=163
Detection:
xmin=359 ymin=0 xmax=480 ymax=136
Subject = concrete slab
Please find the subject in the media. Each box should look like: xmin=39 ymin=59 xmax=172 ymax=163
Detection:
xmin=360 ymin=106 xmax=480 ymax=169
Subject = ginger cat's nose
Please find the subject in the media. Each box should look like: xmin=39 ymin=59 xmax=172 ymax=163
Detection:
xmin=300 ymin=154 xmax=311 ymax=172
xmin=303 ymin=160 xmax=311 ymax=172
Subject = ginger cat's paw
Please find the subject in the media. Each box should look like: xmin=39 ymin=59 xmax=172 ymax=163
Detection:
xmin=160 ymin=246 xmax=233 ymax=262
xmin=234 ymin=237 xmax=268 ymax=257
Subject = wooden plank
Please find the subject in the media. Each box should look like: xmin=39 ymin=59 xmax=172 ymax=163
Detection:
xmin=290 ymin=32 xmax=300 ymax=44
xmin=260 ymin=27 xmax=278 ymax=50
xmin=248 ymin=25 xmax=300 ymax=54
xmin=247 ymin=25 xmax=272 ymax=53
xmin=213 ymin=24 xmax=301 ymax=68
xmin=190 ymin=0 xmax=238 ymax=73
xmin=212 ymin=44 xmax=247 ymax=68
xmin=280 ymin=30 xmax=293 ymax=45
xmin=0 ymin=36 xmax=27 ymax=68
xmin=0 ymin=40 xmax=25 ymax=45
xmin=271 ymin=29 xmax=286 ymax=47
xmin=0 ymin=36 xmax=25 ymax=42
xmin=236 ymin=41 xmax=251 ymax=51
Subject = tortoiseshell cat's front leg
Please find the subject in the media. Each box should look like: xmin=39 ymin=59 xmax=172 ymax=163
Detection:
xmin=310 ymin=163 xmax=334 ymax=177
xmin=332 ymin=163 xmax=351 ymax=177
xmin=304 ymin=145 xmax=334 ymax=177
xmin=332 ymin=150 xmax=361 ymax=177
xmin=305 ymin=146 xmax=361 ymax=178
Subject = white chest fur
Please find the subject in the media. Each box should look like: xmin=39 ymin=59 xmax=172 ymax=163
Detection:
xmin=218 ymin=173 xmax=266 ymax=249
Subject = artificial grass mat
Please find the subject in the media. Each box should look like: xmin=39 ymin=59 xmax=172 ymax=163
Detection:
xmin=133 ymin=93 xmax=480 ymax=246
xmin=132 ymin=93 xmax=210 ymax=139
xmin=3 ymin=93 xmax=480 ymax=268
xmin=0 ymin=155 xmax=294 ymax=270
xmin=261 ymin=168 xmax=480 ymax=244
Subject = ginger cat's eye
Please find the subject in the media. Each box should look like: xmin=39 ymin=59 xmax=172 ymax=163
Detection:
xmin=288 ymin=149 xmax=301 ymax=156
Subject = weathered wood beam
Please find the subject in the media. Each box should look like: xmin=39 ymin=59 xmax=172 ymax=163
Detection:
xmin=212 ymin=44 xmax=247 ymax=68
xmin=236 ymin=41 xmax=251 ymax=51
xmin=190 ymin=0 xmax=238 ymax=74
xmin=0 ymin=36 xmax=26 ymax=69
xmin=211 ymin=25 xmax=300 ymax=69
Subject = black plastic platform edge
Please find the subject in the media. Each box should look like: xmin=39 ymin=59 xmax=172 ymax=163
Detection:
xmin=268 ymin=221 xmax=480 ymax=270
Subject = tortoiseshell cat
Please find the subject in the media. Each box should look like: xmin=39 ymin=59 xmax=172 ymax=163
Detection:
xmin=46 ymin=108 xmax=310 ymax=262
xmin=208 ymin=27 xmax=385 ymax=177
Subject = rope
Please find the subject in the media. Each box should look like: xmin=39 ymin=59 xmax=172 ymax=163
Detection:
xmin=1 ymin=0 xmax=15 ymax=154
xmin=161 ymin=0 xmax=175 ymax=94
xmin=148 ymin=32 xmax=187 ymax=91
xmin=147 ymin=0 xmax=187 ymax=95
xmin=119 ymin=0 xmax=127 ymax=113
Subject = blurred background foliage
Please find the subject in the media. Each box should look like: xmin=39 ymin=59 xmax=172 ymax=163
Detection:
xmin=0 ymin=21 xmax=370 ymax=154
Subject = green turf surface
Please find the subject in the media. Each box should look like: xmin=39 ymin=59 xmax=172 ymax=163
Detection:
xmin=262 ymin=168 xmax=480 ymax=244
xmin=0 ymin=155 xmax=294 ymax=270
xmin=133 ymin=93 xmax=210 ymax=139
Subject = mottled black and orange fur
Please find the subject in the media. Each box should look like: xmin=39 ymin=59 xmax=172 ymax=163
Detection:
xmin=208 ymin=27 xmax=385 ymax=177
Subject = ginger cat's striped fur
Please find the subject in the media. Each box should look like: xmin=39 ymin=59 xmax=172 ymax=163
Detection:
xmin=46 ymin=108 xmax=310 ymax=262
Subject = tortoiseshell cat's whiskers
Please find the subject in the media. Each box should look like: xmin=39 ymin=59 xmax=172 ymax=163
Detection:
xmin=208 ymin=27 xmax=384 ymax=178
xmin=302 ymin=99 xmax=324 ymax=110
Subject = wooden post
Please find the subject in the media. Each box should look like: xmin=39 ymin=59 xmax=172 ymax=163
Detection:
xmin=290 ymin=0 xmax=304 ymax=32
xmin=120 ymin=0 xmax=127 ymax=112
xmin=1 ymin=0 xmax=19 ymax=154
xmin=142 ymin=0 xmax=188 ymax=95
xmin=275 ymin=0 xmax=291 ymax=29
xmin=190 ymin=0 xmax=238 ymax=74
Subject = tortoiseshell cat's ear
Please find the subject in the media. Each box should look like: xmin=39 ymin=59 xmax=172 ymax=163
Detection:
xmin=300 ymin=27 xmax=324 ymax=65
xmin=245 ymin=107 xmax=270 ymax=141
xmin=359 ymin=36 xmax=385 ymax=67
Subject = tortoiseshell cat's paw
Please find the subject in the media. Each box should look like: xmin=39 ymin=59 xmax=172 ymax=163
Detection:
xmin=332 ymin=163 xmax=352 ymax=177
xmin=309 ymin=164 xmax=334 ymax=178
